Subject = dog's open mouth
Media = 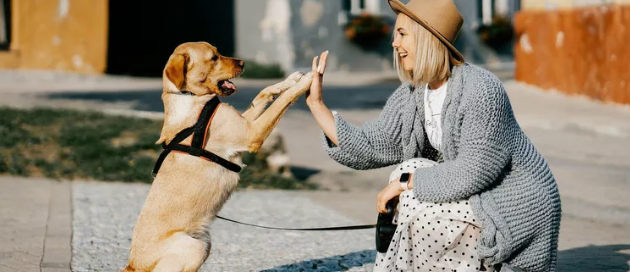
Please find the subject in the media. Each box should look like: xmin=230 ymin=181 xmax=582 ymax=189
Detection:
xmin=218 ymin=79 xmax=237 ymax=95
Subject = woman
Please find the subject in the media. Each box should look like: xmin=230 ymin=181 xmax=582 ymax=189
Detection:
xmin=306 ymin=0 xmax=561 ymax=271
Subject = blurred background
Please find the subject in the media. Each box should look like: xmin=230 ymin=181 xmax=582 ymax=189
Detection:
xmin=0 ymin=0 xmax=519 ymax=75
xmin=1 ymin=1 xmax=630 ymax=272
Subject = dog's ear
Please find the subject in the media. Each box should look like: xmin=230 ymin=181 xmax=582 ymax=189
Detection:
xmin=164 ymin=53 xmax=189 ymax=89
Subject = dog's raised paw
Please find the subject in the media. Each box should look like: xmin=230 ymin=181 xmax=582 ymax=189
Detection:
xmin=287 ymin=71 xmax=304 ymax=83
xmin=294 ymin=72 xmax=314 ymax=89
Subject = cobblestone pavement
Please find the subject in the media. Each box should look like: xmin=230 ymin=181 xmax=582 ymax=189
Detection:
xmin=2 ymin=177 xmax=629 ymax=272
xmin=71 ymin=181 xmax=376 ymax=272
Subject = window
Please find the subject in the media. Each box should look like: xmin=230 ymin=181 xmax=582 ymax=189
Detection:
xmin=343 ymin=0 xmax=380 ymax=15
xmin=478 ymin=0 xmax=520 ymax=26
xmin=0 ymin=0 xmax=10 ymax=50
xmin=480 ymin=0 xmax=495 ymax=25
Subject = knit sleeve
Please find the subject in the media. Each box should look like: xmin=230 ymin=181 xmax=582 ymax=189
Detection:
xmin=411 ymin=80 xmax=513 ymax=202
xmin=319 ymin=85 xmax=406 ymax=170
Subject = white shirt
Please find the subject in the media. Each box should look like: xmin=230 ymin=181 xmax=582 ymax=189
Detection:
xmin=423 ymin=82 xmax=448 ymax=152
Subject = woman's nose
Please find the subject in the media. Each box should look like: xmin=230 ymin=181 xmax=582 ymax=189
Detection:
xmin=392 ymin=36 xmax=400 ymax=48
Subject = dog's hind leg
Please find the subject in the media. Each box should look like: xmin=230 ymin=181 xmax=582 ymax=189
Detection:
xmin=152 ymin=234 xmax=209 ymax=272
xmin=120 ymin=265 xmax=136 ymax=272
xmin=152 ymin=258 xmax=185 ymax=272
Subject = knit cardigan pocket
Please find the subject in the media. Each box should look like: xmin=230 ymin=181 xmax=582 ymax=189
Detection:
xmin=471 ymin=191 xmax=515 ymax=265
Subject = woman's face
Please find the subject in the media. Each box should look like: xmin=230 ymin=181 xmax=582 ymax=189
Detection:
xmin=392 ymin=14 xmax=416 ymax=72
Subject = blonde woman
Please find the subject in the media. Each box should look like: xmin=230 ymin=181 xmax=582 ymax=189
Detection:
xmin=306 ymin=0 xmax=561 ymax=271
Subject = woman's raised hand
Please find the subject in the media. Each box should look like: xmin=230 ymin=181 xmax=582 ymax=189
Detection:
xmin=306 ymin=51 xmax=329 ymax=106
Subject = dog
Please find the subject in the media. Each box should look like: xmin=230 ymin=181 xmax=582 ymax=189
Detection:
xmin=122 ymin=42 xmax=312 ymax=272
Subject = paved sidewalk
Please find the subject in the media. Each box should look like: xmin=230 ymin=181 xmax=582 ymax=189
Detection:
xmin=0 ymin=177 xmax=71 ymax=272
xmin=1 ymin=177 xmax=629 ymax=272
xmin=302 ymin=190 xmax=630 ymax=272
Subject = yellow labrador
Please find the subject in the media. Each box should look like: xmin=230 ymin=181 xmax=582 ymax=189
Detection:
xmin=122 ymin=42 xmax=312 ymax=272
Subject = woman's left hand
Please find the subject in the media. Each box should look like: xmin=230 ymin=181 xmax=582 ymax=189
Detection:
xmin=377 ymin=179 xmax=406 ymax=213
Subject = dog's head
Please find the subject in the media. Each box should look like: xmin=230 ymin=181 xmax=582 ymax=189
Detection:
xmin=163 ymin=42 xmax=244 ymax=96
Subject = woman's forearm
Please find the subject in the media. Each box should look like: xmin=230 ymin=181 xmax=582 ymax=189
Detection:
xmin=307 ymin=101 xmax=338 ymax=146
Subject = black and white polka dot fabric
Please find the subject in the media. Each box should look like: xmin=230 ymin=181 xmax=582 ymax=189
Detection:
xmin=375 ymin=158 xmax=491 ymax=272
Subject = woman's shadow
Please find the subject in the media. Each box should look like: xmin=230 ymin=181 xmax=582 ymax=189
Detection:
xmin=557 ymin=244 xmax=630 ymax=272
xmin=259 ymin=250 xmax=376 ymax=272
xmin=258 ymin=244 xmax=630 ymax=272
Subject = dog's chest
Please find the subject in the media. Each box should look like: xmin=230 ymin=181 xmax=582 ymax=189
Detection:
xmin=167 ymin=97 xmax=196 ymax=125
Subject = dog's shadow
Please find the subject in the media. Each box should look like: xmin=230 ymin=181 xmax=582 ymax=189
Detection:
xmin=259 ymin=250 xmax=376 ymax=272
xmin=290 ymin=166 xmax=320 ymax=181
xmin=257 ymin=244 xmax=630 ymax=272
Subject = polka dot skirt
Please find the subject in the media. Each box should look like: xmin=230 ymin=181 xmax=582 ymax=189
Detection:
xmin=374 ymin=158 xmax=492 ymax=272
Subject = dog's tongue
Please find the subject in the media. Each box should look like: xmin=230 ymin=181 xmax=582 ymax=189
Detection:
xmin=222 ymin=80 xmax=236 ymax=91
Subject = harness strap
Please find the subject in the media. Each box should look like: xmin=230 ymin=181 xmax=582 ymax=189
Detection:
xmin=192 ymin=97 xmax=220 ymax=148
xmin=166 ymin=144 xmax=242 ymax=173
xmin=152 ymin=97 xmax=242 ymax=176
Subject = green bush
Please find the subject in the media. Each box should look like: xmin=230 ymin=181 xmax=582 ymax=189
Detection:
xmin=0 ymin=107 xmax=316 ymax=190
xmin=240 ymin=60 xmax=285 ymax=79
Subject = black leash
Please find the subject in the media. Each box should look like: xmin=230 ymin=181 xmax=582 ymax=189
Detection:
xmin=216 ymin=215 xmax=376 ymax=231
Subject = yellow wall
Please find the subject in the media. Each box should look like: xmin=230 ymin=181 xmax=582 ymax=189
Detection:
xmin=0 ymin=0 xmax=108 ymax=74
xmin=522 ymin=0 xmax=630 ymax=10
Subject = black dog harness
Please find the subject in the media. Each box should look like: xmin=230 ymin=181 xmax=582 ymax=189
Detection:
xmin=152 ymin=96 xmax=242 ymax=176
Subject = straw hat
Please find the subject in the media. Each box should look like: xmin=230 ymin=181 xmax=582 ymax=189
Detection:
xmin=388 ymin=0 xmax=465 ymax=63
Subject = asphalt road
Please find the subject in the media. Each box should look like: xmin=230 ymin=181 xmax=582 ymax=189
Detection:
xmin=46 ymin=83 xmax=402 ymax=113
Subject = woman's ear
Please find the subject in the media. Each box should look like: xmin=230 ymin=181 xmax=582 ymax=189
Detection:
xmin=164 ymin=53 xmax=189 ymax=90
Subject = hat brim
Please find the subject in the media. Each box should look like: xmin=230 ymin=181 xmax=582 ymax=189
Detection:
xmin=388 ymin=0 xmax=465 ymax=64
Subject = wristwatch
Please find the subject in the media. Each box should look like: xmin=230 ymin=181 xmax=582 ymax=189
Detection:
xmin=399 ymin=173 xmax=412 ymax=191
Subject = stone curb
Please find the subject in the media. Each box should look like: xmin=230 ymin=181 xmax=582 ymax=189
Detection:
xmin=42 ymin=181 xmax=73 ymax=272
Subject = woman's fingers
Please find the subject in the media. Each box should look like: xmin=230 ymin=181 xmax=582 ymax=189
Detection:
xmin=377 ymin=182 xmax=403 ymax=213
xmin=377 ymin=193 xmax=387 ymax=213
xmin=312 ymin=56 xmax=319 ymax=74
xmin=317 ymin=51 xmax=329 ymax=74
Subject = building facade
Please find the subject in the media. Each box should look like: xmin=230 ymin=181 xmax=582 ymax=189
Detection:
xmin=235 ymin=0 xmax=521 ymax=73
xmin=0 ymin=0 xmax=234 ymax=76
xmin=515 ymin=0 xmax=630 ymax=105
xmin=0 ymin=0 xmax=108 ymax=74
xmin=0 ymin=0 xmax=526 ymax=76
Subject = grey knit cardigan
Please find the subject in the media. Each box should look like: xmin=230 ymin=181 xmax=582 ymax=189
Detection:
xmin=321 ymin=63 xmax=561 ymax=272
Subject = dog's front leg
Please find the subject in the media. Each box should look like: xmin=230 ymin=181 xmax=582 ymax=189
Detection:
xmin=241 ymin=72 xmax=304 ymax=122
xmin=245 ymin=72 xmax=313 ymax=152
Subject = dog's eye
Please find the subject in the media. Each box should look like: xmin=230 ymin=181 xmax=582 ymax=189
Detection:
xmin=211 ymin=55 xmax=219 ymax=61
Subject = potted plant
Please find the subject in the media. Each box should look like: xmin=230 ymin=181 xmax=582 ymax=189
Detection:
xmin=476 ymin=15 xmax=514 ymax=50
xmin=344 ymin=12 xmax=392 ymax=49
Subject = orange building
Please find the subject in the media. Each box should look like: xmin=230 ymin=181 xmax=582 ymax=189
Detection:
xmin=0 ymin=0 xmax=108 ymax=74
xmin=0 ymin=0 xmax=235 ymax=77
xmin=515 ymin=0 xmax=630 ymax=105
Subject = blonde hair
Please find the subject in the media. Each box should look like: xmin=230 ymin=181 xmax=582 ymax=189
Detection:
xmin=393 ymin=14 xmax=461 ymax=87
